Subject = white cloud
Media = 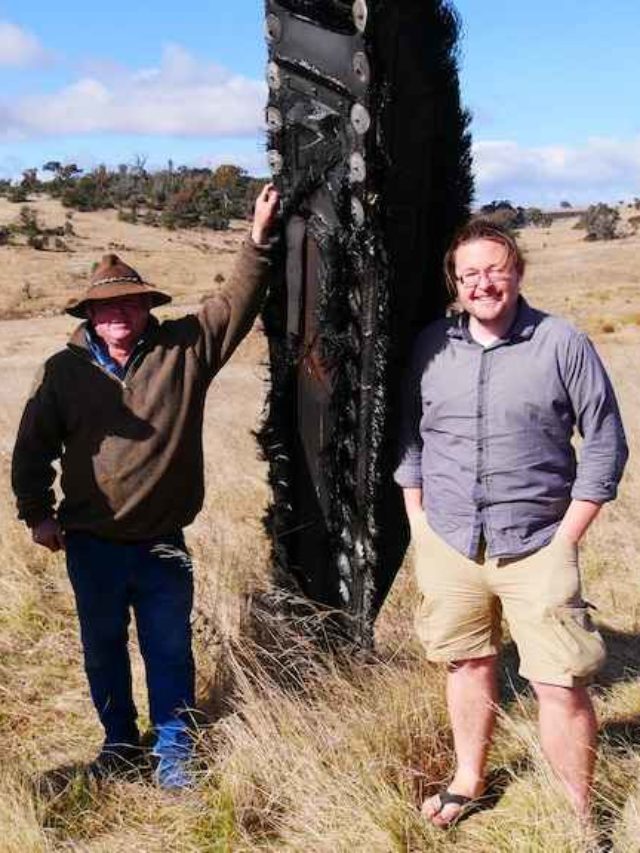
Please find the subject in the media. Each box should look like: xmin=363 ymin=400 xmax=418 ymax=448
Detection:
xmin=0 ymin=44 xmax=265 ymax=138
xmin=474 ymin=137 xmax=640 ymax=206
xmin=3 ymin=38 xmax=638 ymax=206
xmin=0 ymin=21 xmax=48 ymax=67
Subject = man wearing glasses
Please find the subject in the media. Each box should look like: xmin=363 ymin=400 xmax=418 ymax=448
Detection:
xmin=395 ymin=219 xmax=627 ymax=827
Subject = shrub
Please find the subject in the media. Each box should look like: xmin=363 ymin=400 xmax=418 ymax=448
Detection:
xmin=200 ymin=211 xmax=229 ymax=230
xmin=18 ymin=206 xmax=42 ymax=239
xmin=580 ymin=204 xmax=620 ymax=241
xmin=8 ymin=185 xmax=28 ymax=203
xmin=117 ymin=208 xmax=138 ymax=224
xmin=11 ymin=206 xmax=66 ymax=251
xmin=19 ymin=159 xmax=263 ymax=230
xmin=160 ymin=182 xmax=230 ymax=231
xmin=27 ymin=234 xmax=48 ymax=250
xmin=525 ymin=208 xmax=554 ymax=228
xmin=477 ymin=200 xmax=525 ymax=230
xmin=61 ymin=175 xmax=113 ymax=211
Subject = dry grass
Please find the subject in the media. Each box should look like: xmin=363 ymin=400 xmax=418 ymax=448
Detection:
xmin=0 ymin=196 xmax=249 ymax=320
xmin=1 ymin=206 xmax=639 ymax=851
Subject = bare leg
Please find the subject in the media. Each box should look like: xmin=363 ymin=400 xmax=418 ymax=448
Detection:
xmin=531 ymin=682 xmax=597 ymax=819
xmin=423 ymin=655 xmax=498 ymax=827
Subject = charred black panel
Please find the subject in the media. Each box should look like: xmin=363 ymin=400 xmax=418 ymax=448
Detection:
xmin=259 ymin=0 xmax=473 ymax=645
xmin=273 ymin=1 xmax=356 ymax=35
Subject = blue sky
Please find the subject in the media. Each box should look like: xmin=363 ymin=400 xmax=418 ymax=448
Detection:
xmin=0 ymin=0 xmax=639 ymax=206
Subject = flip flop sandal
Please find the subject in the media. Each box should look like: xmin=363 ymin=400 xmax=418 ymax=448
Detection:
xmin=427 ymin=789 xmax=484 ymax=828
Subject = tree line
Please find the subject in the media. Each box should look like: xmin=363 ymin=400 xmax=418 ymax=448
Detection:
xmin=478 ymin=198 xmax=640 ymax=241
xmin=0 ymin=161 xmax=267 ymax=232
xmin=1 ymin=162 xmax=638 ymax=242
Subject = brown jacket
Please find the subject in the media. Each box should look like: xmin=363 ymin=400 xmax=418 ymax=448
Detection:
xmin=12 ymin=239 xmax=274 ymax=540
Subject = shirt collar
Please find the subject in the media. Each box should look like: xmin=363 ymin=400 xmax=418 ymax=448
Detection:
xmin=446 ymin=297 xmax=541 ymax=345
xmin=84 ymin=320 xmax=153 ymax=379
xmin=84 ymin=326 xmax=126 ymax=378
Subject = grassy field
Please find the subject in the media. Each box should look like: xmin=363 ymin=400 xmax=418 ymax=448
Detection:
xmin=0 ymin=201 xmax=638 ymax=852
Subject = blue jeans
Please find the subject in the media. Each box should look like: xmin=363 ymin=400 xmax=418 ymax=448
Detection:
xmin=65 ymin=531 xmax=195 ymax=748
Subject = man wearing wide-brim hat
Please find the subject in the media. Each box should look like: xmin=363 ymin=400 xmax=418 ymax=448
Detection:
xmin=12 ymin=185 xmax=280 ymax=788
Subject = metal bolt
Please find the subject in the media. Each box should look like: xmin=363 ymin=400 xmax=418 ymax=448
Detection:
xmin=351 ymin=196 xmax=365 ymax=226
xmin=350 ymin=102 xmax=371 ymax=135
xmin=266 ymin=106 xmax=283 ymax=132
xmin=267 ymin=150 xmax=283 ymax=176
xmin=337 ymin=552 xmax=352 ymax=578
xmin=349 ymin=152 xmax=366 ymax=184
xmin=352 ymin=0 xmax=368 ymax=33
xmin=266 ymin=61 xmax=282 ymax=91
xmin=352 ymin=51 xmax=371 ymax=85
xmin=265 ymin=14 xmax=282 ymax=43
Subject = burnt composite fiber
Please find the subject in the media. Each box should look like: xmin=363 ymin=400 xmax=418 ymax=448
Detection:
xmin=259 ymin=0 xmax=473 ymax=645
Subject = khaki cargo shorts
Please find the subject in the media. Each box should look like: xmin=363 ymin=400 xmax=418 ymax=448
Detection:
xmin=410 ymin=515 xmax=606 ymax=687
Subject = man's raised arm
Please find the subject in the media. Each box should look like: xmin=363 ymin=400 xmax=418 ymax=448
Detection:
xmin=197 ymin=184 xmax=281 ymax=375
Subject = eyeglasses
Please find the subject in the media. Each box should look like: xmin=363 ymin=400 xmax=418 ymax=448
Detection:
xmin=456 ymin=269 xmax=514 ymax=290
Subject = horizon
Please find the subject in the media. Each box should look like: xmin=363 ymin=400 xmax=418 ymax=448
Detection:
xmin=0 ymin=2 xmax=639 ymax=207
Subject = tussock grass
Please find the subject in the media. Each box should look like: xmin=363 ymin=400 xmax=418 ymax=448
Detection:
xmin=1 ymin=223 xmax=640 ymax=850
xmin=197 ymin=601 xmax=450 ymax=852
xmin=0 ymin=773 xmax=47 ymax=853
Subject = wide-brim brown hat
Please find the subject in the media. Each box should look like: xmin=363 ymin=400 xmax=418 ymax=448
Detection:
xmin=65 ymin=253 xmax=172 ymax=318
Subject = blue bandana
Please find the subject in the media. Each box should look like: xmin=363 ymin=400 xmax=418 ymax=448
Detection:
xmin=85 ymin=326 xmax=147 ymax=380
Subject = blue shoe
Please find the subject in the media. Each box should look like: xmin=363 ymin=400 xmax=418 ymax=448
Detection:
xmin=152 ymin=720 xmax=194 ymax=790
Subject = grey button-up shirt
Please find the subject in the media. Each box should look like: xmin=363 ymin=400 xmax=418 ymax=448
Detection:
xmin=394 ymin=298 xmax=628 ymax=558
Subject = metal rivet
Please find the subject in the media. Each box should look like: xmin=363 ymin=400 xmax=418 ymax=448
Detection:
xmin=352 ymin=0 xmax=368 ymax=33
xmin=267 ymin=150 xmax=283 ymax=176
xmin=351 ymin=197 xmax=365 ymax=226
xmin=266 ymin=61 xmax=281 ymax=91
xmin=349 ymin=152 xmax=366 ymax=184
xmin=266 ymin=106 xmax=283 ymax=132
xmin=350 ymin=103 xmax=371 ymax=135
xmin=352 ymin=51 xmax=370 ymax=85
xmin=265 ymin=14 xmax=282 ymax=43
xmin=339 ymin=579 xmax=351 ymax=604
xmin=337 ymin=553 xmax=351 ymax=577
